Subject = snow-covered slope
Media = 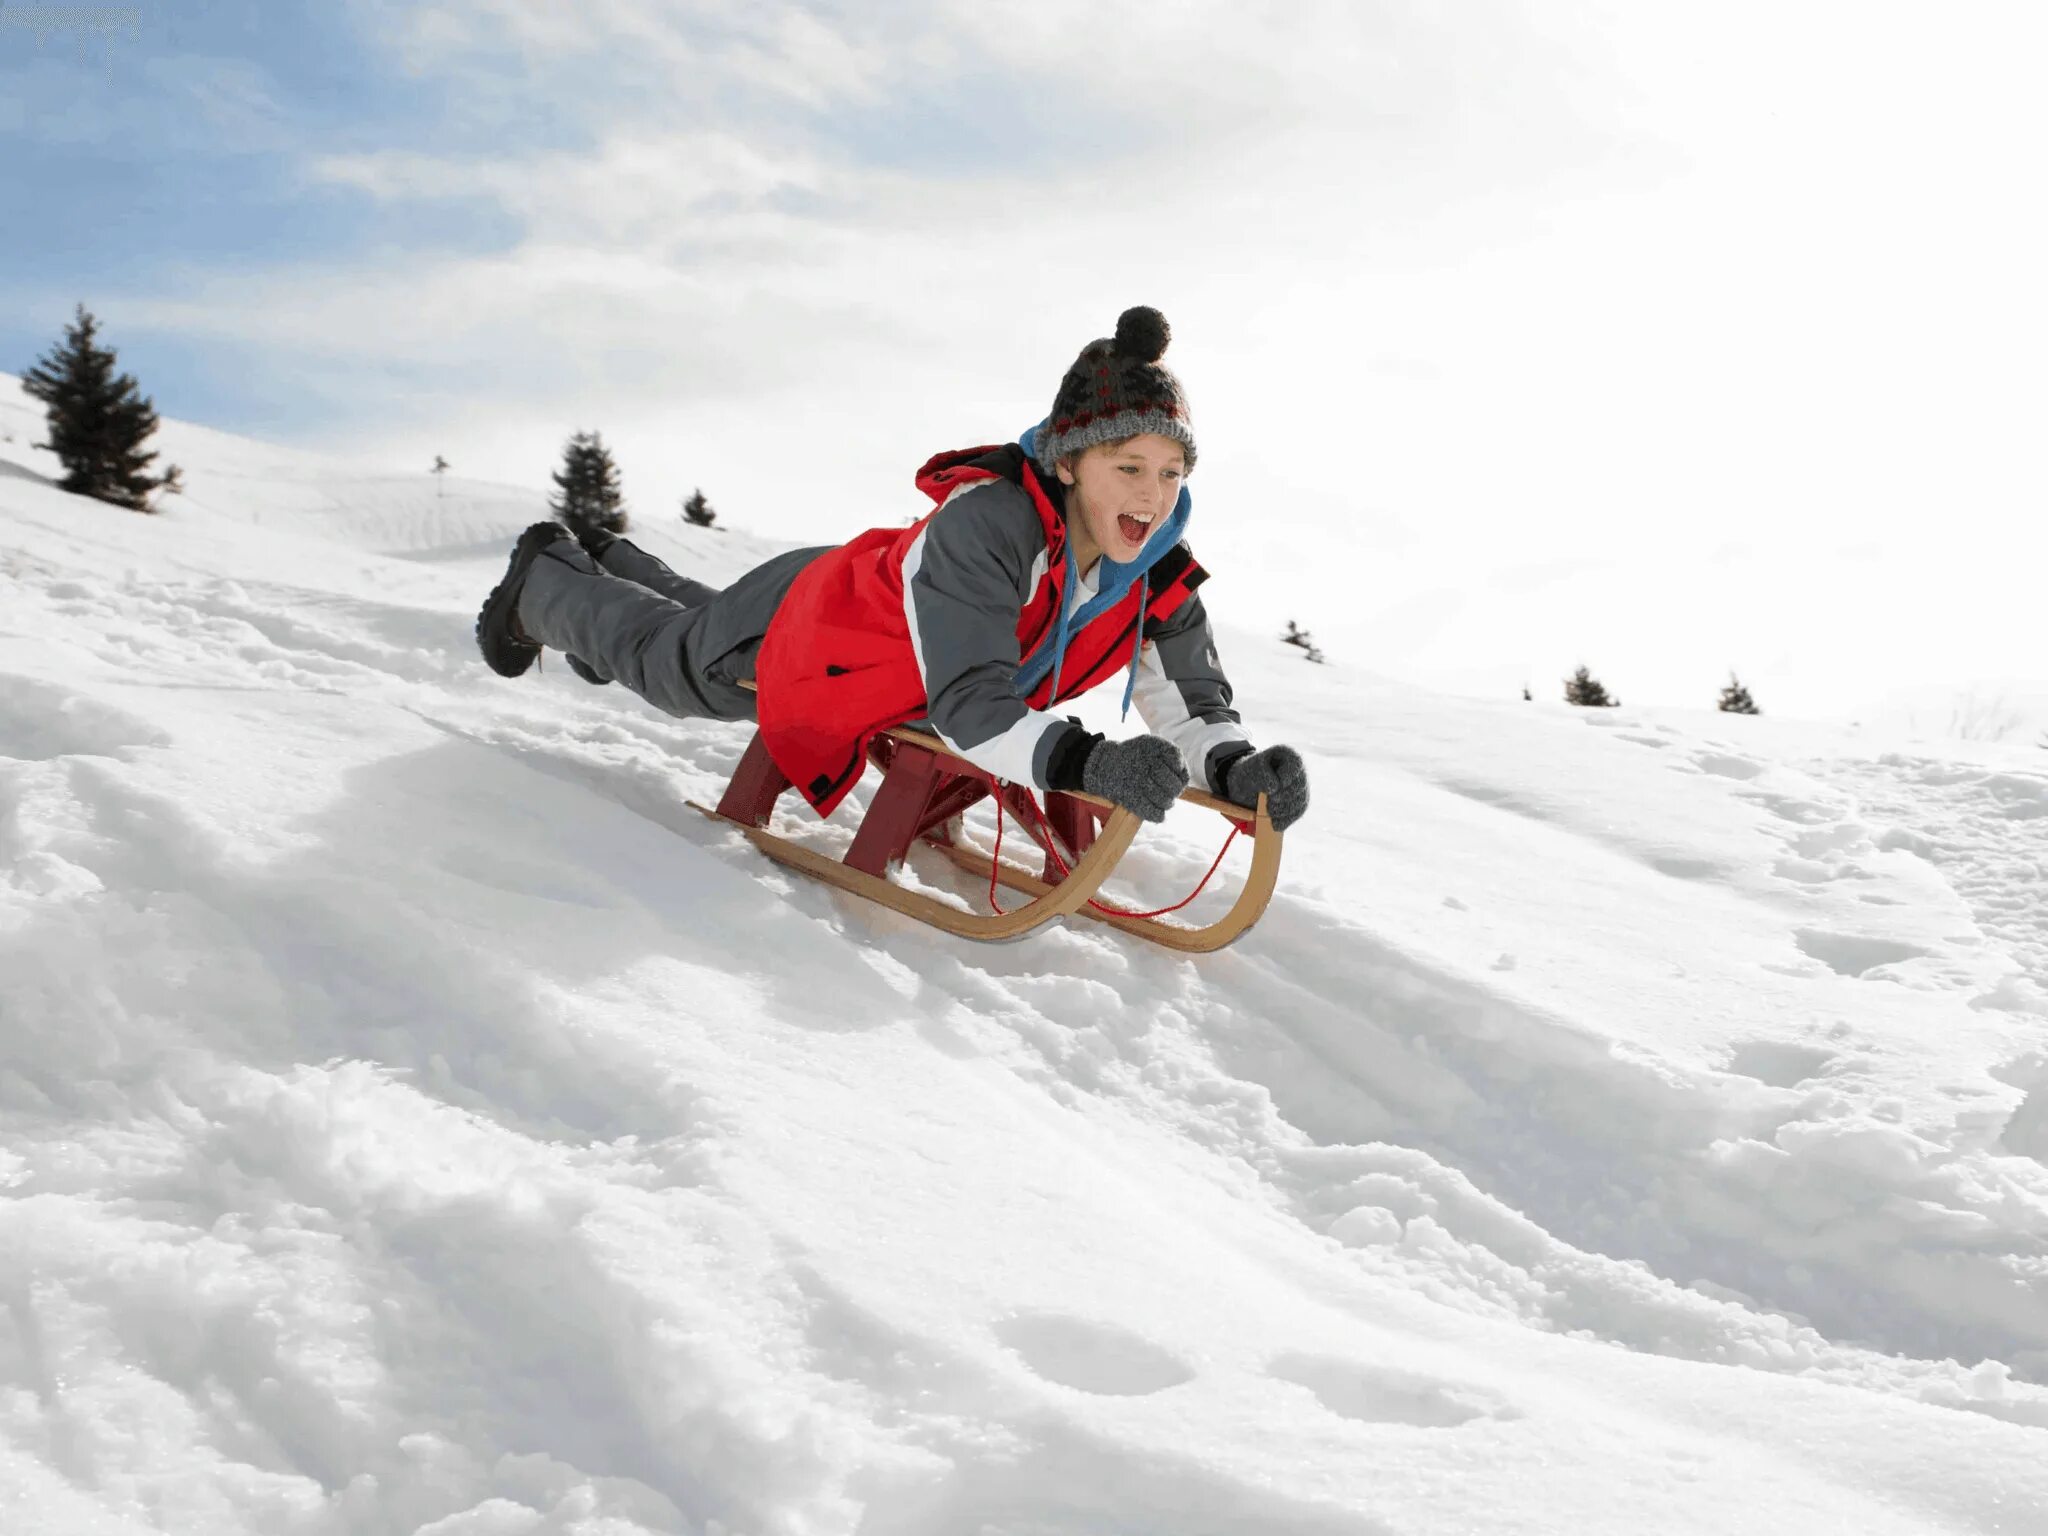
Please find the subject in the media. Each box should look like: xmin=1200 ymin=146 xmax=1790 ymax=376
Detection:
xmin=3 ymin=393 xmax=2046 ymax=1535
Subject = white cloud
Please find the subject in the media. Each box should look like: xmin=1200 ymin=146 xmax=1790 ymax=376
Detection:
xmin=313 ymin=129 xmax=829 ymax=249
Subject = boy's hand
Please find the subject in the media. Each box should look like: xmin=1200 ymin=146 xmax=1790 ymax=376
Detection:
xmin=1221 ymin=745 xmax=1308 ymax=831
xmin=1081 ymin=735 xmax=1191 ymax=823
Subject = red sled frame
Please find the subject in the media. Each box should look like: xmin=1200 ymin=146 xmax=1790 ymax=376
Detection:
xmin=693 ymin=725 xmax=1281 ymax=950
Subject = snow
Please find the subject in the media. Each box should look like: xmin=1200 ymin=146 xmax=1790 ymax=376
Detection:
xmin=2 ymin=377 xmax=2046 ymax=1534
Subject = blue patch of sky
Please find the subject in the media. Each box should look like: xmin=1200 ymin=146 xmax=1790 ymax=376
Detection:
xmin=0 ymin=0 xmax=553 ymax=430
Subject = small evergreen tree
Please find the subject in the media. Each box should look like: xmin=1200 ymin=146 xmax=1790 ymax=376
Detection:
xmin=432 ymin=454 xmax=449 ymax=499
xmin=1718 ymin=672 xmax=1761 ymax=715
xmin=681 ymin=487 xmax=717 ymax=527
xmin=1564 ymin=665 xmax=1619 ymax=708
xmin=549 ymin=430 xmax=628 ymax=541
xmin=1281 ymin=619 xmax=1326 ymax=664
xmin=21 ymin=303 xmax=173 ymax=511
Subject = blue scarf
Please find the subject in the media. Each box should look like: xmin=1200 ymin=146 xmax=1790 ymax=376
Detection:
xmin=1011 ymin=420 xmax=1193 ymax=716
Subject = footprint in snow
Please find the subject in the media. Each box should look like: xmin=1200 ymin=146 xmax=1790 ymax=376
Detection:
xmin=1648 ymin=854 xmax=1724 ymax=880
xmin=1793 ymin=929 xmax=1933 ymax=978
xmin=1766 ymin=825 xmax=1886 ymax=896
xmin=1791 ymin=823 xmax=1868 ymax=858
xmin=1269 ymin=1353 xmax=1521 ymax=1428
xmin=0 ymin=674 xmax=170 ymax=761
xmin=1723 ymin=1040 xmax=1837 ymax=1089
xmin=1772 ymin=857 xmax=1838 ymax=886
xmin=1740 ymin=791 xmax=1842 ymax=826
xmin=995 ymin=1314 xmax=1194 ymax=1397
xmin=1691 ymin=752 xmax=1766 ymax=780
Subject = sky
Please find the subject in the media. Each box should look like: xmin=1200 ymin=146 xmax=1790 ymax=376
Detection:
xmin=5 ymin=0 xmax=2046 ymax=725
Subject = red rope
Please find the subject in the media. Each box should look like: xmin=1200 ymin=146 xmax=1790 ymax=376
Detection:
xmin=983 ymin=785 xmax=1241 ymax=921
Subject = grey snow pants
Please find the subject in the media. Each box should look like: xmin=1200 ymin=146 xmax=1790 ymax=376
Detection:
xmin=516 ymin=536 xmax=830 ymax=721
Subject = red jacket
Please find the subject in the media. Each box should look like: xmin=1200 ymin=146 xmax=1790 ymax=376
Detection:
xmin=756 ymin=444 xmax=1209 ymax=816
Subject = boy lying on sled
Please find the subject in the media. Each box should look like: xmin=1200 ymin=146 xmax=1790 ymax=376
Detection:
xmin=475 ymin=305 xmax=1308 ymax=835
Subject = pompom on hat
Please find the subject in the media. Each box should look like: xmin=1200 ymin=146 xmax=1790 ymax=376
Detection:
xmin=1034 ymin=305 xmax=1196 ymax=476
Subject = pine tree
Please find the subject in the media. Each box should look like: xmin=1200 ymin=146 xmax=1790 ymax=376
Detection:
xmin=1718 ymin=672 xmax=1761 ymax=715
xmin=21 ymin=304 xmax=173 ymax=511
xmin=681 ymin=487 xmax=717 ymax=527
xmin=1564 ymin=666 xmax=1619 ymax=708
xmin=548 ymin=430 xmax=628 ymax=541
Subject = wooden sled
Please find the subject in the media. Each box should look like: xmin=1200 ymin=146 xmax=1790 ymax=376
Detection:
xmin=692 ymin=722 xmax=1282 ymax=950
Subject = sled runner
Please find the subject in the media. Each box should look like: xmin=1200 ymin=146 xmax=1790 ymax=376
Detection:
xmin=691 ymin=717 xmax=1282 ymax=951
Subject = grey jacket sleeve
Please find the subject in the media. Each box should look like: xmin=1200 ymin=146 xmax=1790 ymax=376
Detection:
xmin=1131 ymin=585 xmax=1254 ymax=794
xmin=902 ymin=480 xmax=1088 ymax=787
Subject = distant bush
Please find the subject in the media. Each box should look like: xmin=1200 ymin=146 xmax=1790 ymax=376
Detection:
xmin=22 ymin=303 xmax=175 ymax=512
xmin=1564 ymin=666 xmax=1618 ymax=708
xmin=1718 ymin=673 xmax=1761 ymax=715
xmin=1281 ymin=619 xmax=1326 ymax=664
xmin=550 ymin=430 xmax=628 ymax=542
xmin=1947 ymin=689 xmax=2024 ymax=743
xmin=681 ymin=487 xmax=717 ymax=528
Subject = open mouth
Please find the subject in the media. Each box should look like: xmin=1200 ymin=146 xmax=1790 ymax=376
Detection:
xmin=1117 ymin=513 xmax=1154 ymax=545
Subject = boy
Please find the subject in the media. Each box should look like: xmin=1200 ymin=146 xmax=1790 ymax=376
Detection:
xmin=477 ymin=306 xmax=1308 ymax=832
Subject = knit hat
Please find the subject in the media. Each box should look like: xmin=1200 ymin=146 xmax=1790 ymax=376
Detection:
xmin=1034 ymin=306 xmax=1197 ymax=476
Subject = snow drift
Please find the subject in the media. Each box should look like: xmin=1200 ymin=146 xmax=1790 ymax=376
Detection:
xmin=2 ymin=376 xmax=2045 ymax=1534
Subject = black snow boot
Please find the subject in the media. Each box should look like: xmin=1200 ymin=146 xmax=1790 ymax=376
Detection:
xmin=475 ymin=521 xmax=573 ymax=677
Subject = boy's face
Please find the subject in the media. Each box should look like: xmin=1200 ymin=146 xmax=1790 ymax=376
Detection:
xmin=1056 ymin=434 xmax=1187 ymax=566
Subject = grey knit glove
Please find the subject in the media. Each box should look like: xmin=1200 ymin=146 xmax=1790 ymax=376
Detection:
xmin=1081 ymin=735 xmax=1190 ymax=823
xmin=1220 ymin=745 xmax=1308 ymax=831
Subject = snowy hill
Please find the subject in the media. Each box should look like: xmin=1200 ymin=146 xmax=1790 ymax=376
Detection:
xmin=3 ymin=386 xmax=2046 ymax=1535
